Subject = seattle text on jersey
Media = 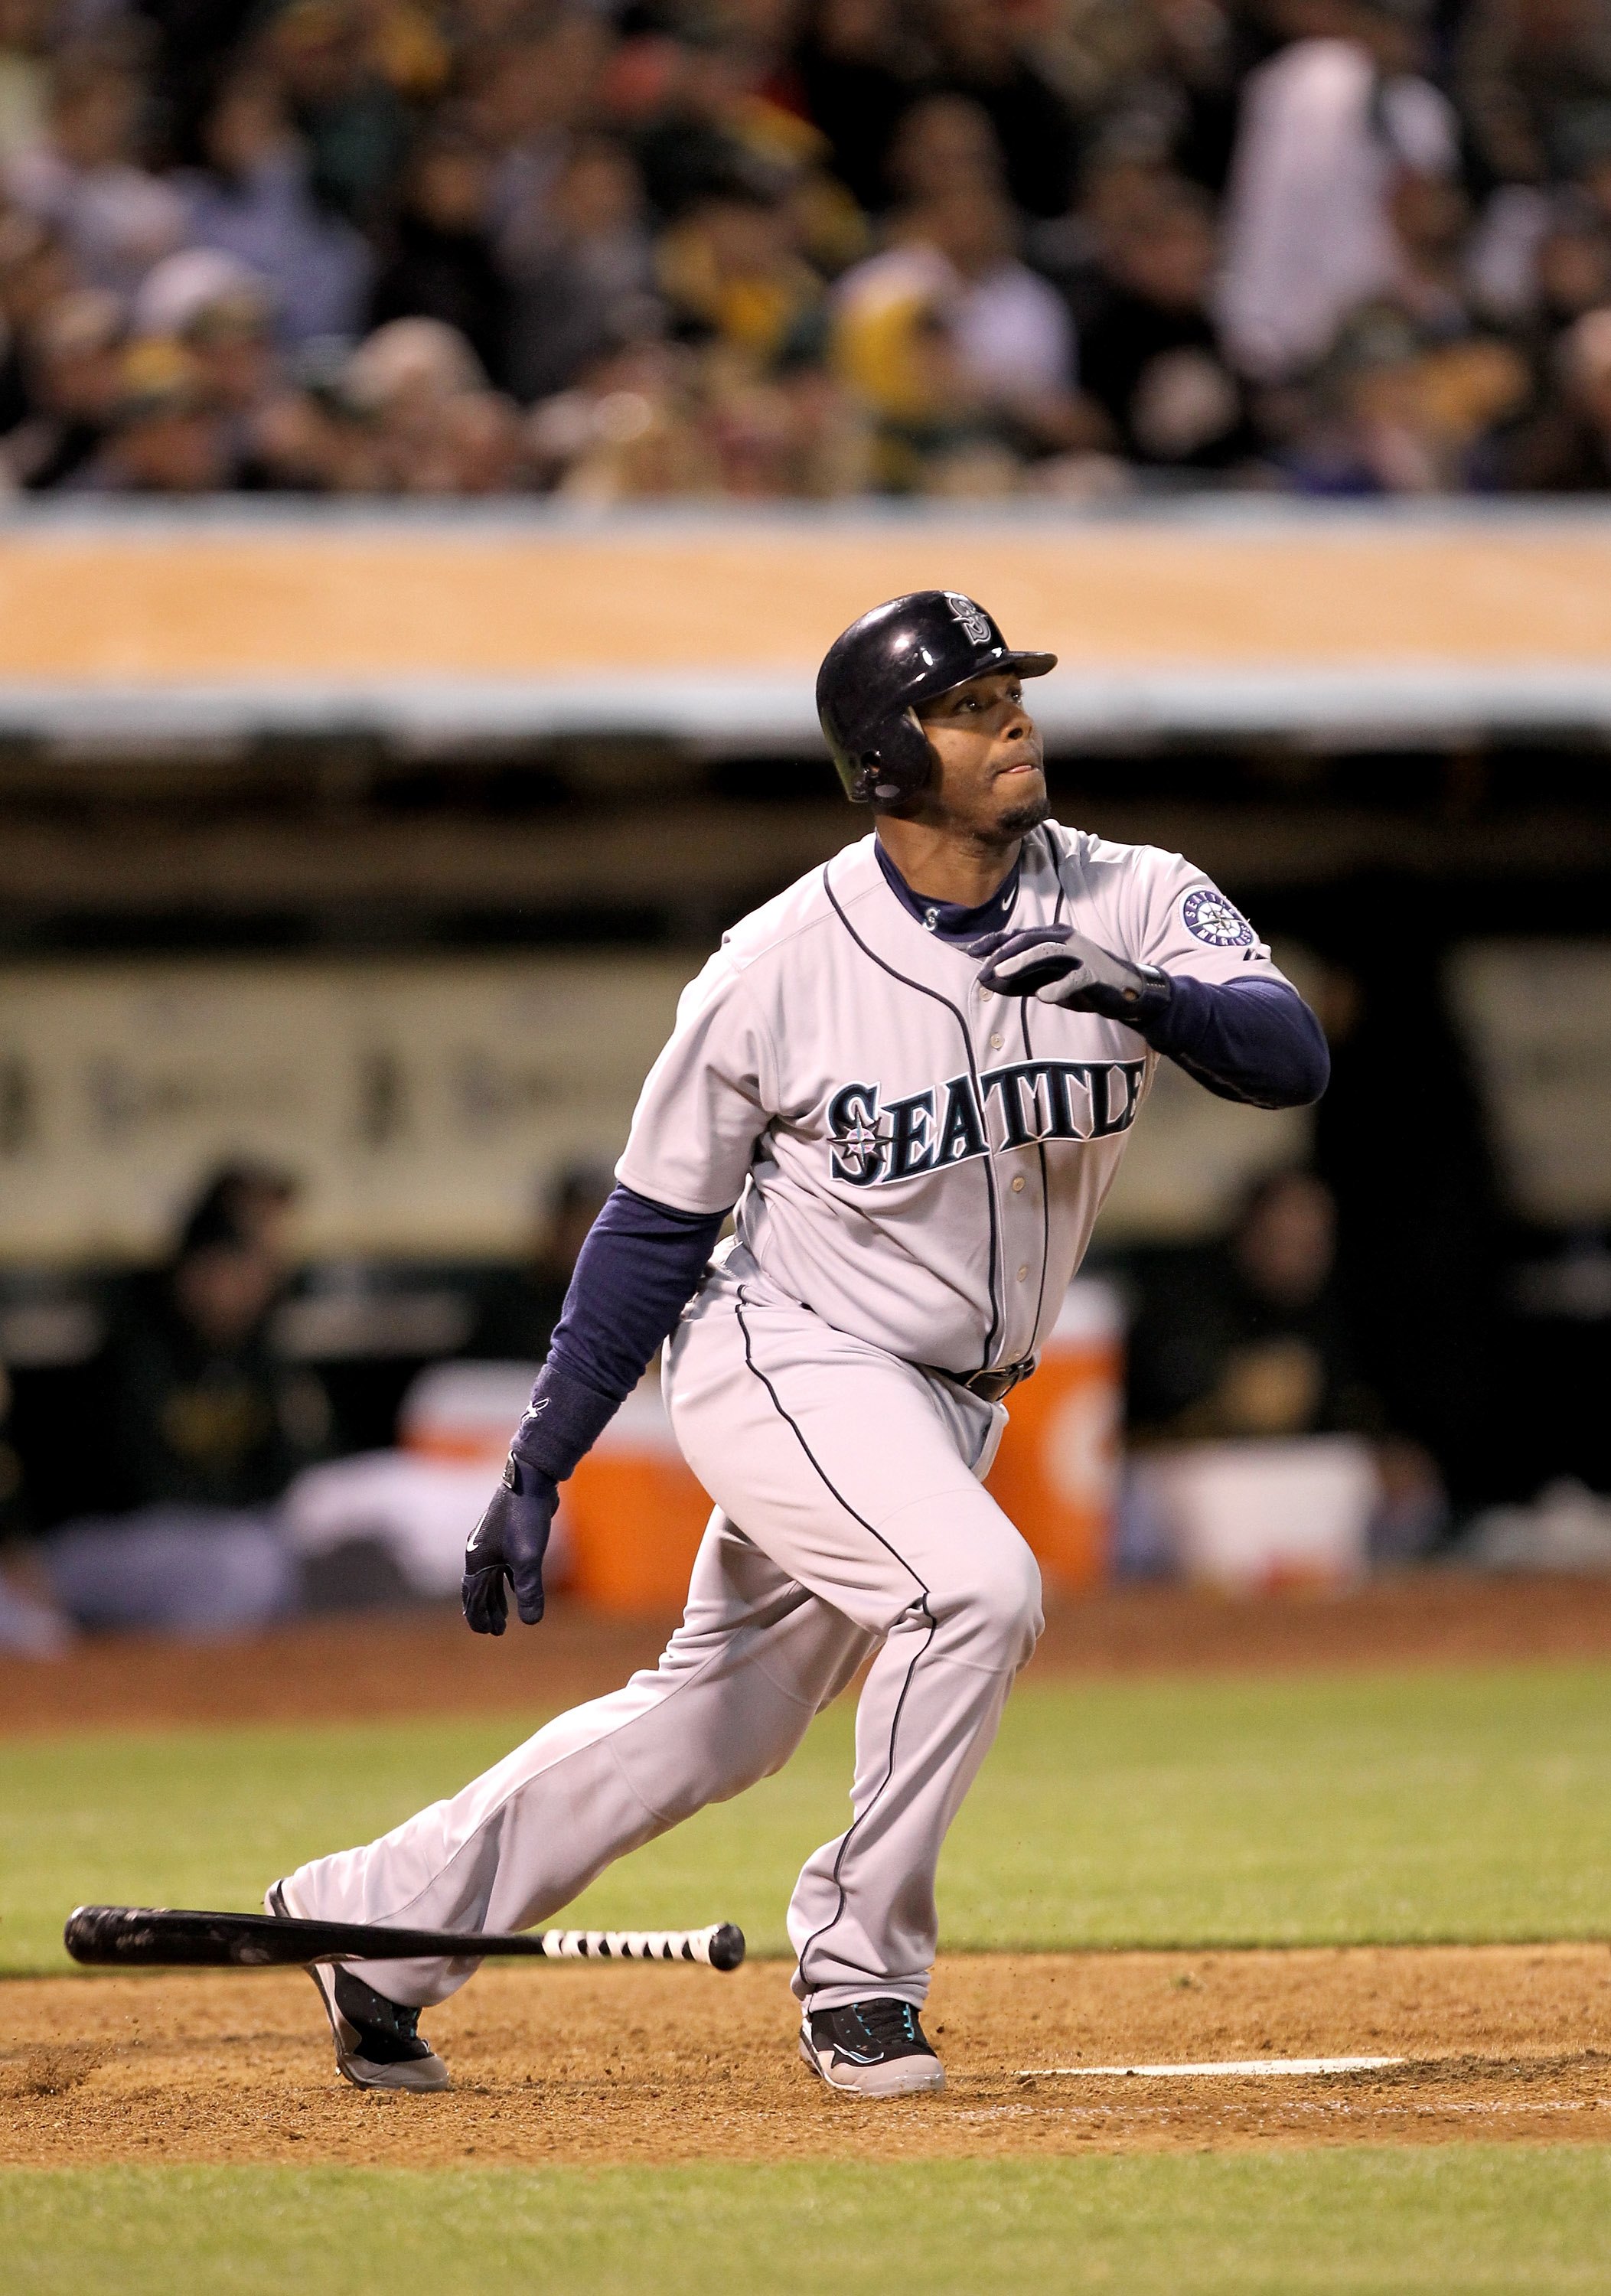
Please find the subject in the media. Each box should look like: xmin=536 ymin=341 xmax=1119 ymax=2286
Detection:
xmin=827 ymin=1057 xmax=1147 ymax=1187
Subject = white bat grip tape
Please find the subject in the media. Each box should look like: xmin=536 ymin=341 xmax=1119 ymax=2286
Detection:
xmin=535 ymin=1922 xmax=743 ymax=1968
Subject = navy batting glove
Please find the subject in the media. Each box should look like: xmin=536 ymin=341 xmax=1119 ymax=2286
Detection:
xmin=970 ymin=924 xmax=1172 ymax=1025
xmin=462 ymin=1451 xmax=558 ymax=1636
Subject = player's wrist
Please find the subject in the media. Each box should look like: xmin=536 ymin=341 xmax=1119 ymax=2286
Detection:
xmin=1131 ymin=967 xmax=1227 ymax=1055
xmin=1128 ymin=965 xmax=1172 ymax=1019
xmin=510 ymin=1364 xmax=621 ymax=1486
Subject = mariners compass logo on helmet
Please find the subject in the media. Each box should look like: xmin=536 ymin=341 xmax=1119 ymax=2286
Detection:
xmin=943 ymin=593 xmax=993 ymax=647
xmin=1182 ymin=886 xmax=1255 ymax=947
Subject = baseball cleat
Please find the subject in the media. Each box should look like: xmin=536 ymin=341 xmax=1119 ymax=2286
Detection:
xmin=266 ymin=1881 xmax=450 ymax=2092
xmin=799 ymin=1998 xmax=946 ymax=2098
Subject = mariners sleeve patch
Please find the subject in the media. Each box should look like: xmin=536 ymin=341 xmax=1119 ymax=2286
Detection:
xmin=1182 ymin=886 xmax=1255 ymax=947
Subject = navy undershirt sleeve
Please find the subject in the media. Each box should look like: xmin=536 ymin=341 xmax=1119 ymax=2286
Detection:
xmin=510 ymin=1185 xmax=728 ymax=1484
xmin=1140 ymin=975 xmax=1330 ymax=1110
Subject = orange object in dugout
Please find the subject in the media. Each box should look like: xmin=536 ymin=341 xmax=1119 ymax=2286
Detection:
xmin=984 ymin=1280 xmax=1122 ymax=1597
xmin=563 ymin=1281 xmax=1122 ymax=1613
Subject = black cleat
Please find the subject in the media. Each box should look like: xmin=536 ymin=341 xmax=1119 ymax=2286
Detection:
xmin=266 ymin=1881 xmax=450 ymax=2092
xmin=799 ymin=1997 xmax=945 ymax=2098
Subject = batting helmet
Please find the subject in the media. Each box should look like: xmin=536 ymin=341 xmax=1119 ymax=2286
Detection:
xmin=816 ymin=591 xmax=1057 ymax=809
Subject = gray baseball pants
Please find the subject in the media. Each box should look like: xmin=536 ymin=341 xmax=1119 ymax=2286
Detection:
xmin=282 ymin=1261 xmax=1044 ymax=2011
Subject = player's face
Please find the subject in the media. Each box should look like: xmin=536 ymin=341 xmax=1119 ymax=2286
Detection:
xmin=914 ymin=670 xmax=1047 ymax=843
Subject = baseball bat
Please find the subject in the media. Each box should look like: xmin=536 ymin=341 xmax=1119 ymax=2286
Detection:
xmin=64 ymin=1905 xmax=745 ymax=1973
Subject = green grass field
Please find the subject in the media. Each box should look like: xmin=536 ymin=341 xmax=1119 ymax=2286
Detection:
xmin=8 ymin=1659 xmax=1610 ymax=2293
xmin=7 ymin=2152 xmax=1611 ymax=2295
xmin=4 ymin=1663 xmax=1609 ymax=1972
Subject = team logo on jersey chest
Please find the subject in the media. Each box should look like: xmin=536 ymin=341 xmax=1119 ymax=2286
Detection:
xmin=827 ymin=1057 xmax=1146 ymax=1186
xmin=1182 ymin=886 xmax=1254 ymax=947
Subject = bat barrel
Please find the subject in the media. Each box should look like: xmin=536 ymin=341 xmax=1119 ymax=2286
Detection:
xmin=64 ymin=1906 xmax=293 ymax=1968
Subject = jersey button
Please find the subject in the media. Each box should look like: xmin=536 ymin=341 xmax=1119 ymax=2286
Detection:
xmin=1016 ymin=1264 xmax=1029 ymax=1282
xmin=1010 ymin=1174 xmax=1026 ymax=1192
xmin=990 ymin=1032 xmax=1003 ymax=1049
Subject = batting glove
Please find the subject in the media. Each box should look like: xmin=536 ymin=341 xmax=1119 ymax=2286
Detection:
xmin=970 ymin=925 xmax=1172 ymax=1026
xmin=462 ymin=1449 xmax=558 ymax=1636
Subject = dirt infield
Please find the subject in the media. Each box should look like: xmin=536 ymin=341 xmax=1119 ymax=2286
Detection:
xmin=5 ymin=1574 xmax=1611 ymax=1735
xmin=8 ymin=1580 xmax=1609 ymax=2170
xmin=3 ymin=1945 xmax=1608 ymax=2167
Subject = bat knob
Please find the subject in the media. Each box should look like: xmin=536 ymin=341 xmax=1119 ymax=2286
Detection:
xmin=707 ymin=1923 xmax=745 ymax=1973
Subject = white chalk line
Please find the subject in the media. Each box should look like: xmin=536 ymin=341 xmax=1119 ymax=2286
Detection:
xmin=1017 ymin=2056 xmax=1404 ymax=2079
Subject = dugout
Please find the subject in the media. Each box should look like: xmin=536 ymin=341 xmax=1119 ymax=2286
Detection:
xmin=0 ymin=501 xmax=1606 ymax=1527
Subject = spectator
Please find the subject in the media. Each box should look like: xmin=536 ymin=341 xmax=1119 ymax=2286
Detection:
xmin=369 ymin=119 xmax=510 ymax=386
xmin=923 ymin=0 xmax=1081 ymax=220
xmin=267 ymin=0 xmax=412 ymax=224
xmin=174 ymin=66 xmax=372 ymax=345
xmin=340 ymin=311 xmax=524 ymax=490
xmin=1529 ymin=193 xmax=1611 ymax=331
xmin=793 ymin=0 xmax=915 ymax=214
xmin=1459 ymin=0 xmax=1611 ymax=188
xmin=1280 ymin=300 xmax=1528 ymax=492
xmin=501 ymin=134 xmax=660 ymax=403
xmin=1501 ymin=302 xmax=1611 ymax=484
xmin=1071 ymin=175 xmax=1254 ymax=469
xmin=1031 ymin=137 xmax=1202 ymax=339
xmin=1216 ymin=0 xmax=1459 ymax=383
xmin=883 ymin=87 xmax=1004 ymax=207
xmin=1137 ymin=0 xmax=1245 ymax=196
xmin=132 ymin=247 xmax=305 ymax=484
xmin=536 ymin=327 xmax=869 ymax=498
xmin=0 ymin=281 xmax=122 ymax=488
xmin=134 ymin=247 xmax=276 ymax=392
xmin=67 ymin=336 xmax=242 ymax=491
xmin=36 ymin=1165 xmax=315 ymax=1636
xmin=833 ymin=174 xmax=1099 ymax=484
xmin=529 ymin=334 xmax=722 ymax=499
xmin=242 ymin=384 xmax=372 ymax=491
xmin=0 ymin=0 xmax=50 ymax=167
xmin=657 ymin=175 xmax=824 ymax=367
xmin=0 ymin=207 xmax=71 ymax=432
xmin=702 ymin=350 xmax=872 ymax=493
xmin=1469 ymin=180 xmax=1611 ymax=360
xmin=468 ymin=13 xmax=609 ymax=249
xmin=6 ymin=40 xmax=189 ymax=298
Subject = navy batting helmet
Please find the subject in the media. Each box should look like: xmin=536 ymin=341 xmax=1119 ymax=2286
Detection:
xmin=816 ymin=591 xmax=1057 ymax=810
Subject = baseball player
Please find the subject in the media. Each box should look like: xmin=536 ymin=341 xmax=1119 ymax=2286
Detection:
xmin=268 ymin=592 xmax=1329 ymax=2099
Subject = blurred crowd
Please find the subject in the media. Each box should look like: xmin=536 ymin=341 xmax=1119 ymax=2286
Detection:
xmin=5 ymin=0 xmax=1611 ymax=497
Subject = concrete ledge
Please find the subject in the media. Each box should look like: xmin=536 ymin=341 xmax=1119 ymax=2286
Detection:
xmin=5 ymin=662 xmax=1611 ymax=748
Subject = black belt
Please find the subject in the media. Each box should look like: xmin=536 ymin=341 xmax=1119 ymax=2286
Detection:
xmin=942 ymin=1360 xmax=1035 ymax=1404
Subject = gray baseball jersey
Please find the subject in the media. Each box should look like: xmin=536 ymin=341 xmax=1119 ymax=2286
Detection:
xmin=618 ymin=820 xmax=1289 ymax=1374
